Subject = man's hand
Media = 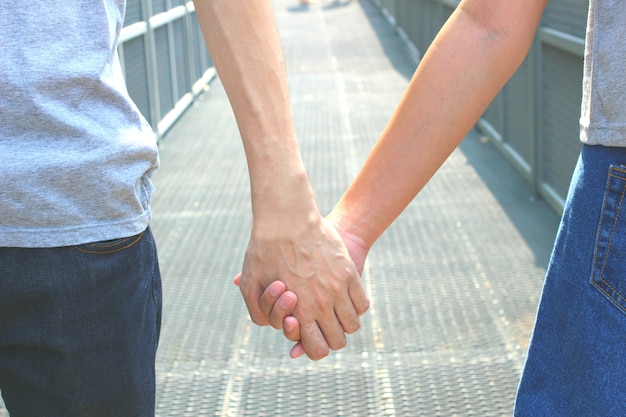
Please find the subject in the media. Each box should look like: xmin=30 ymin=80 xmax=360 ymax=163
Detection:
xmin=245 ymin=213 xmax=372 ymax=359
xmin=238 ymin=215 xmax=369 ymax=360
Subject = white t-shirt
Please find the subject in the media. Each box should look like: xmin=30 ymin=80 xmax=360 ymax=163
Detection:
xmin=0 ymin=0 xmax=159 ymax=247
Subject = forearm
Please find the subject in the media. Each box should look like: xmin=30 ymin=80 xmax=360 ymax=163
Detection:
xmin=332 ymin=0 xmax=548 ymax=248
xmin=194 ymin=0 xmax=369 ymax=359
xmin=193 ymin=0 xmax=316 ymax=229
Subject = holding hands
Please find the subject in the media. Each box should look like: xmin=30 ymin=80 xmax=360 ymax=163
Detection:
xmin=236 ymin=208 xmax=372 ymax=359
xmin=211 ymin=0 xmax=551 ymax=364
xmin=193 ymin=0 xmax=374 ymax=361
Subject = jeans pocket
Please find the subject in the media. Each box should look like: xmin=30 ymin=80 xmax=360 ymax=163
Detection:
xmin=591 ymin=165 xmax=626 ymax=314
xmin=74 ymin=231 xmax=145 ymax=254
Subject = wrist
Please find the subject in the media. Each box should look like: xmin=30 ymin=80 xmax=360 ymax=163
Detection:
xmin=326 ymin=206 xmax=372 ymax=254
xmin=250 ymin=169 xmax=321 ymax=238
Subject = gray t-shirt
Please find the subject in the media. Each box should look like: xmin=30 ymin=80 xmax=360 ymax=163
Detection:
xmin=580 ymin=0 xmax=626 ymax=146
xmin=0 ymin=0 xmax=159 ymax=247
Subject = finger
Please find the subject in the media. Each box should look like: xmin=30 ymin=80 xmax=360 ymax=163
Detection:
xmin=327 ymin=268 xmax=362 ymax=334
xmin=290 ymin=342 xmax=306 ymax=359
xmin=267 ymin=291 xmax=298 ymax=330
xmin=303 ymin=310 xmax=346 ymax=353
xmin=239 ymin=276 xmax=270 ymax=327
xmin=283 ymin=316 xmax=301 ymax=342
xmin=333 ymin=300 xmax=361 ymax=335
xmin=350 ymin=278 xmax=370 ymax=317
xmin=298 ymin=320 xmax=331 ymax=360
xmin=258 ymin=281 xmax=287 ymax=318
xmin=319 ymin=315 xmax=348 ymax=351
xmin=233 ymin=273 xmax=241 ymax=287
xmin=333 ymin=275 xmax=370 ymax=334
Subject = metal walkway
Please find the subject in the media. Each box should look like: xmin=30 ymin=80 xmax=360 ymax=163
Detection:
xmin=150 ymin=0 xmax=560 ymax=415
xmin=0 ymin=0 xmax=561 ymax=415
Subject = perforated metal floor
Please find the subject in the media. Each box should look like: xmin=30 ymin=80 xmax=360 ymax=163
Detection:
xmin=0 ymin=0 xmax=560 ymax=416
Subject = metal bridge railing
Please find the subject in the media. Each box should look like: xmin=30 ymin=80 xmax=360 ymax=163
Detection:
xmin=119 ymin=0 xmax=216 ymax=142
xmin=372 ymin=0 xmax=587 ymax=215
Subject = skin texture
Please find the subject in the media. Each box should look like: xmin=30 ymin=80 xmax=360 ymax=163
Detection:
xmin=192 ymin=0 xmax=369 ymax=360
xmin=257 ymin=0 xmax=550 ymax=358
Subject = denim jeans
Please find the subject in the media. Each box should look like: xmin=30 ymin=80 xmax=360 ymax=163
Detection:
xmin=0 ymin=228 xmax=162 ymax=417
xmin=515 ymin=145 xmax=626 ymax=416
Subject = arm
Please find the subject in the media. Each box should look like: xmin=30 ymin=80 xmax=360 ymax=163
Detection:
xmin=192 ymin=0 xmax=369 ymax=360
xmin=331 ymin=0 xmax=549 ymax=249
xmin=275 ymin=0 xmax=549 ymax=357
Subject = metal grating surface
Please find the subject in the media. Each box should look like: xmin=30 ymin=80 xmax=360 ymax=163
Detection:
xmin=0 ymin=0 xmax=560 ymax=415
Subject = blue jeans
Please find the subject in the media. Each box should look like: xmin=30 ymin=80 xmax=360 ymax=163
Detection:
xmin=0 ymin=228 xmax=162 ymax=417
xmin=515 ymin=145 xmax=626 ymax=416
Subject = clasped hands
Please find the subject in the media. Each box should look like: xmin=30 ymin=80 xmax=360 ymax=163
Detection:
xmin=235 ymin=211 xmax=370 ymax=360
